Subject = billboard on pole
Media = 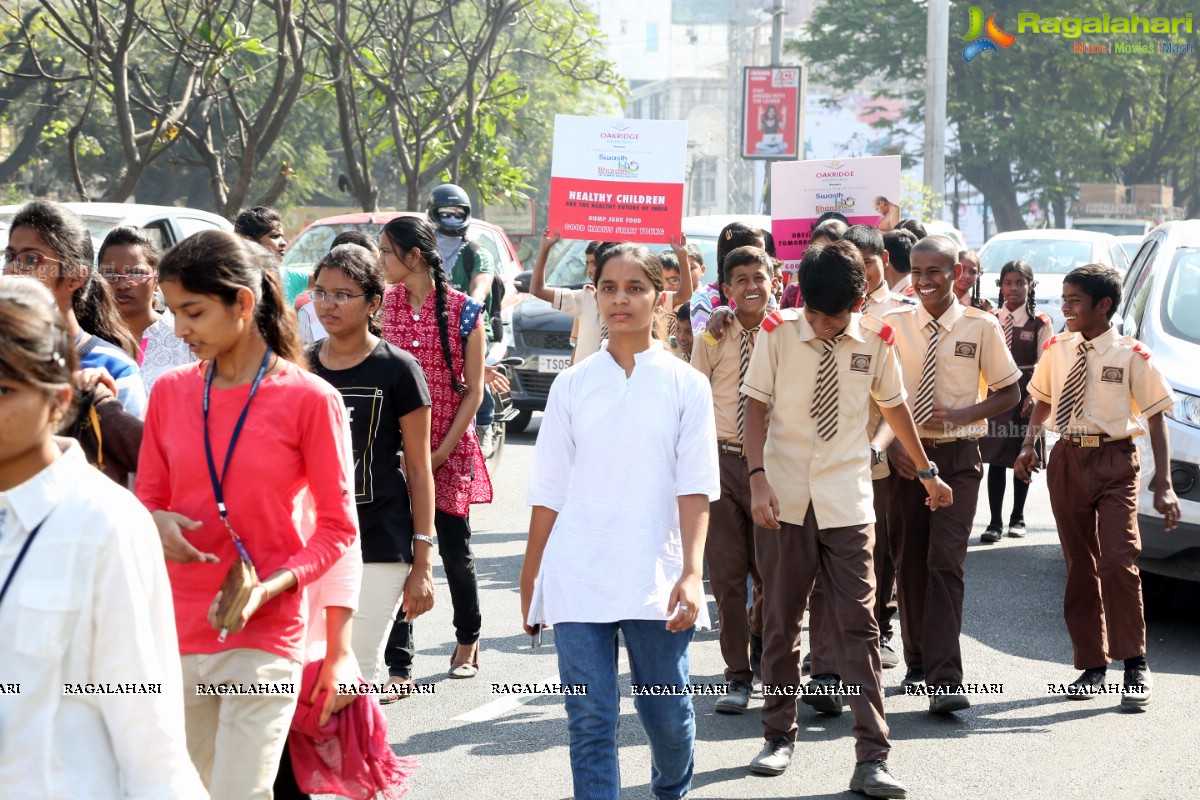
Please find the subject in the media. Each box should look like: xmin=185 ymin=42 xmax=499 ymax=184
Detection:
xmin=742 ymin=67 xmax=803 ymax=160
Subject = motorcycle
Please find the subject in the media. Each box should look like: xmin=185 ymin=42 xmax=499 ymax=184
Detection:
xmin=480 ymin=355 xmax=524 ymax=473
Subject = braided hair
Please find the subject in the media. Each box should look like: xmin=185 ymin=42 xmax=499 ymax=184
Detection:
xmin=381 ymin=216 xmax=466 ymax=395
xmin=996 ymin=259 xmax=1038 ymax=321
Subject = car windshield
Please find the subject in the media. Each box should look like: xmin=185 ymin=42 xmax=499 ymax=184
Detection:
xmin=1159 ymin=246 xmax=1200 ymax=346
xmin=979 ymin=238 xmax=1099 ymax=275
xmin=1073 ymin=222 xmax=1149 ymax=237
xmin=541 ymin=236 xmax=720 ymax=288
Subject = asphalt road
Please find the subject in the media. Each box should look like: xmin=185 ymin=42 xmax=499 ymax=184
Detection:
xmin=345 ymin=415 xmax=1200 ymax=800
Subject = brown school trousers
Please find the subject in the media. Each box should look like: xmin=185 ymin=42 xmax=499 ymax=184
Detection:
xmin=809 ymin=477 xmax=897 ymax=677
xmin=1046 ymin=438 xmax=1146 ymax=668
xmin=888 ymin=439 xmax=982 ymax=688
xmin=706 ymin=452 xmax=764 ymax=682
xmin=756 ymin=506 xmax=889 ymax=763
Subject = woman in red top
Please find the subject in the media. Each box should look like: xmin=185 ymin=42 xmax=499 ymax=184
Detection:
xmin=136 ymin=230 xmax=359 ymax=798
xmin=380 ymin=216 xmax=491 ymax=678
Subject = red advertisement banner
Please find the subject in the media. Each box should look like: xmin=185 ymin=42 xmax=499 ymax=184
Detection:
xmin=548 ymin=177 xmax=685 ymax=244
xmin=742 ymin=67 xmax=802 ymax=160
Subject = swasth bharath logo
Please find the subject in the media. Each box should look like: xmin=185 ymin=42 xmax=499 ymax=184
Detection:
xmin=961 ymin=7 xmax=1016 ymax=62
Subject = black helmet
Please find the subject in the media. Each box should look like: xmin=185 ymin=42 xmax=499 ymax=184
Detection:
xmin=426 ymin=183 xmax=472 ymax=236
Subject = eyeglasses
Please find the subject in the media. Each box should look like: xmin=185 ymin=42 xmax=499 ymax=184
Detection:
xmin=436 ymin=209 xmax=467 ymax=221
xmin=2 ymin=250 xmax=60 ymax=273
xmin=311 ymin=290 xmax=367 ymax=304
xmin=99 ymin=269 xmax=157 ymax=284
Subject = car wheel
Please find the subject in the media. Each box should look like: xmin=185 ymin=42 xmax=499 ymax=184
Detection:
xmin=508 ymin=408 xmax=533 ymax=434
xmin=1141 ymin=570 xmax=1178 ymax=620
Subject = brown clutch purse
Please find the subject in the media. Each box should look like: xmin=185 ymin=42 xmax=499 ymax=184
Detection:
xmin=215 ymin=555 xmax=258 ymax=642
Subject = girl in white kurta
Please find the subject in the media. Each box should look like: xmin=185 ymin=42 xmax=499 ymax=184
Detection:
xmin=520 ymin=243 xmax=720 ymax=800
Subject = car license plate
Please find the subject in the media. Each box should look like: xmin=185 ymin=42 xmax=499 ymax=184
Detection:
xmin=538 ymin=355 xmax=571 ymax=373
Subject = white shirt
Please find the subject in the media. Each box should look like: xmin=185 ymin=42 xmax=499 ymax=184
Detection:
xmin=0 ymin=440 xmax=206 ymax=799
xmin=526 ymin=340 xmax=720 ymax=627
xmin=139 ymin=310 xmax=196 ymax=397
xmin=552 ymin=287 xmax=602 ymax=361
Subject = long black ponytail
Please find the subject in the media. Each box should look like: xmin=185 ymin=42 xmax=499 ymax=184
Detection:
xmin=382 ymin=216 xmax=465 ymax=394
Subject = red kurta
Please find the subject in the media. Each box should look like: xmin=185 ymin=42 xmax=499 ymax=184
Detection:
xmin=382 ymin=283 xmax=493 ymax=516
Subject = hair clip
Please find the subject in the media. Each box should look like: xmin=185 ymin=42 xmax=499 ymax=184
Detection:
xmin=725 ymin=230 xmax=733 ymax=240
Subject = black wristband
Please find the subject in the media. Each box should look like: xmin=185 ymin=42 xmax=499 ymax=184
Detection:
xmin=748 ymin=467 xmax=766 ymax=478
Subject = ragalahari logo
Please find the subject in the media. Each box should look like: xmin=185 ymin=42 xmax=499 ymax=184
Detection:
xmin=962 ymin=7 xmax=1016 ymax=62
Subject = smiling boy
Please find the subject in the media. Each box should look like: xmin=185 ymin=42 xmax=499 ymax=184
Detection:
xmin=1015 ymin=263 xmax=1179 ymax=707
xmin=742 ymin=241 xmax=952 ymax=797
xmin=882 ymin=235 xmax=1020 ymax=712
xmin=689 ymin=246 xmax=773 ymax=714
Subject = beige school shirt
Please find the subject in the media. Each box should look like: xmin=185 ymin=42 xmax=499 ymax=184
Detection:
xmin=863 ymin=285 xmax=918 ymax=479
xmin=741 ymin=310 xmax=906 ymax=528
xmin=553 ymin=287 xmax=603 ymax=361
xmin=883 ymin=301 xmax=1021 ymax=439
xmin=1028 ymin=327 xmax=1174 ymax=439
xmin=690 ymin=314 xmax=761 ymax=443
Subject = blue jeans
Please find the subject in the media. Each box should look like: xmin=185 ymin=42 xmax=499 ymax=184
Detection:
xmin=554 ymin=620 xmax=695 ymax=800
xmin=475 ymin=385 xmax=495 ymax=429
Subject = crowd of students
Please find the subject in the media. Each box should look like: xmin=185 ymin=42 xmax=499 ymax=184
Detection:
xmin=520 ymin=213 xmax=1181 ymax=800
xmin=0 ymin=197 xmax=1182 ymax=800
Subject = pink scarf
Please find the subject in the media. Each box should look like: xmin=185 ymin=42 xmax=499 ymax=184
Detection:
xmin=288 ymin=660 xmax=417 ymax=799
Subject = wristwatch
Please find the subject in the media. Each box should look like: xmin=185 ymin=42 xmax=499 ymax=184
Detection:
xmin=870 ymin=444 xmax=885 ymax=466
xmin=915 ymin=461 xmax=939 ymax=480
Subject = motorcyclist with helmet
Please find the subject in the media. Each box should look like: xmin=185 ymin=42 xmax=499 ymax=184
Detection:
xmin=426 ymin=184 xmax=508 ymax=458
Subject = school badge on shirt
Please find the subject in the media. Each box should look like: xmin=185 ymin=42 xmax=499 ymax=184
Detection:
xmin=1101 ymin=366 xmax=1124 ymax=383
xmin=850 ymin=354 xmax=872 ymax=373
xmin=954 ymin=341 xmax=978 ymax=359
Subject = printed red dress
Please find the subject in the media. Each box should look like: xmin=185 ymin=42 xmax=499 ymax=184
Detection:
xmin=382 ymin=283 xmax=493 ymax=516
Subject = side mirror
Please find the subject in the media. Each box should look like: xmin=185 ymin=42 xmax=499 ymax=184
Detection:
xmin=514 ymin=270 xmax=532 ymax=295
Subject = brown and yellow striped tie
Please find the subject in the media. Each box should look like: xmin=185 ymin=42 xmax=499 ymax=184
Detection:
xmin=811 ymin=336 xmax=843 ymax=440
xmin=1055 ymin=341 xmax=1092 ymax=434
xmin=913 ymin=320 xmax=940 ymax=425
xmin=736 ymin=326 xmax=759 ymax=443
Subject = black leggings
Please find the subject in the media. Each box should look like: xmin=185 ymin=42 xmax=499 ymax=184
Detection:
xmin=987 ymin=464 xmax=1029 ymax=527
xmin=386 ymin=509 xmax=480 ymax=675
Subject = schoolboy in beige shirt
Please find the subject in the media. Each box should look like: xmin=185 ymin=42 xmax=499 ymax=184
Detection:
xmin=1016 ymin=263 xmax=1179 ymax=707
xmin=742 ymin=241 xmax=952 ymax=797
xmin=689 ymin=246 xmax=774 ymax=715
xmin=882 ymin=235 xmax=1020 ymax=713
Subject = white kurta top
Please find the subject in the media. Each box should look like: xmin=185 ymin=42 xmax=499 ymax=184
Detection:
xmin=0 ymin=441 xmax=206 ymax=798
xmin=526 ymin=340 xmax=720 ymax=628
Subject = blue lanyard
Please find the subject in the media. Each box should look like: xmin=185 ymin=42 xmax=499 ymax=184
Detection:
xmin=203 ymin=348 xmax=272 ymax=561
xmin=0 ymin=520 xmax=46 ymax=609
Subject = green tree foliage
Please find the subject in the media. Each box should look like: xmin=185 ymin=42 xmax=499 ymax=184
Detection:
xmin=1 ymin=0 xmax=620 ymax=218
xmin=790 ymin=0 xmax=1200 ymax=230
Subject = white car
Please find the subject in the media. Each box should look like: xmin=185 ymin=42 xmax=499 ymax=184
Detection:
xmin=0 ymin=201 xmax=232 ymax=253
xmin=925 ymin=220 xmax=968 ymax=252
xmin=977 ymin=228 xmax=1130 ymax=331
xmin=1114 ymin=220 xmax=1200 ymax=593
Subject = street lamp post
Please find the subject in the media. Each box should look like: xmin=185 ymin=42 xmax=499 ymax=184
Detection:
xmin=924 ymin=0 xmax=949 ymax=219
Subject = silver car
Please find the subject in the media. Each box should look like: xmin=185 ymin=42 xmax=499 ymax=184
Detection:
xmin=1115 ymin=220 xmax=1200 ymax=594
xmin=978 ymin=228 xmax=1129 ymax=332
